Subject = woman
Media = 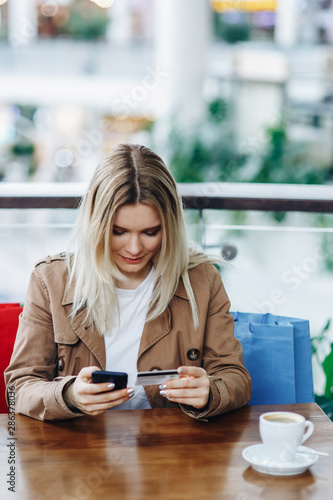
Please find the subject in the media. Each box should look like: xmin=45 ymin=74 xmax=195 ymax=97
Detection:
xmin=5 ymin=143 xmax=251 ymax=421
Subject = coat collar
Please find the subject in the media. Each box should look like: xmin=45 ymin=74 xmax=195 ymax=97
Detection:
xmin=62 ymin=273 xmax=75 ymax=306
xmin=173 ymin=276 xmax=189 ymax=301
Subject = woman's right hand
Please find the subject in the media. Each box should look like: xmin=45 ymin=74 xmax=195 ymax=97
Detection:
xmin=63 ymin=366 xmax=134 ymax=416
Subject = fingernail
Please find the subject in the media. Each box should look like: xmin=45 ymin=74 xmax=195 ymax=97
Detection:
xmin=160 ymin=390 xmax=167 ymax=396
xmin=178 ymin=368 xmax=184 ymax=374
xmin=159 ymin=384 xmax=166 ymax=390
xmin=127 ymin=388 xmax=135 ymax=398
xmin=107 ymin=383 xmax=115 ymax=389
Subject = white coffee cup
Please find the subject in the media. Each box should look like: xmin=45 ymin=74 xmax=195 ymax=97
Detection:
xmin=259 ymin=411 xmax=314 ymax=463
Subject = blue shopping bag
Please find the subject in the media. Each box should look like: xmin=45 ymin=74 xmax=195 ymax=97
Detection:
xmin=232 ymin=312 xmax=314 ymax=405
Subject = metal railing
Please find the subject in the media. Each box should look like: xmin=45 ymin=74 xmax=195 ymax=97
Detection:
xmin=1 ymin=182 xmax=333 ymax=212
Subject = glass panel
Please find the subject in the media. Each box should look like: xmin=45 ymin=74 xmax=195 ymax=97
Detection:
xmin=0 ymin=209 xmax=78 ymax=302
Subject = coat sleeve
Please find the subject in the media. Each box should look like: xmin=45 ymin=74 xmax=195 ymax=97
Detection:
xmin=181 ymin=265 xmax=252 ymax=419
xmin=4 ymin=268 xmax=81 ymax=421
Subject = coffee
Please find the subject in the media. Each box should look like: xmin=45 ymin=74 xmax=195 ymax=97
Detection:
xmin=264 ymin=415 xmax=300 ymax=424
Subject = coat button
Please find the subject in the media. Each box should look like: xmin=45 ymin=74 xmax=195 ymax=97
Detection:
xmin=58 ymin=357 xmax=64 ymax=372
xmin=187 ymin=348 xmax=200 ymax=361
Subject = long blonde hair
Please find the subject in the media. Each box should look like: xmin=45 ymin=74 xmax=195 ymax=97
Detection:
xmin=68 ymin=143 xmax=219 ymax=334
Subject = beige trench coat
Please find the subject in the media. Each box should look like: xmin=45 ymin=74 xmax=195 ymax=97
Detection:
xmin=4 ymin=254 xmax=251 ymax=421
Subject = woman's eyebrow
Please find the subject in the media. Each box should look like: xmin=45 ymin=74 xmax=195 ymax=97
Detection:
xmin=113 ymin=224 xmax=161 ymax=231
xmin=143 ymin=224 xmax=161 ymax=231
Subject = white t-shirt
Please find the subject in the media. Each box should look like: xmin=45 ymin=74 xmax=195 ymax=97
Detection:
xmin=104 ymin=267 xmax=155 ymax=410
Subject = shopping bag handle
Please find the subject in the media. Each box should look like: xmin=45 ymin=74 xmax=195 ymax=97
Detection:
xmin=234 ymin=312 xmax=270 ymax=324
xmin=233 ymin=313 xmax=260 ymax=332
xmin=260 ymin=313 xmax=269 ymax=324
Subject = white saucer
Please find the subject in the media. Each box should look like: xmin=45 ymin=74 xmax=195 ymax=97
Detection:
xmin=242 ymin=444 xmax=318 ymax=476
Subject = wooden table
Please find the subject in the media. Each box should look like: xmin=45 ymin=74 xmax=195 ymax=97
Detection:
xmin=1 ymin=403 xmax=332 ymax=500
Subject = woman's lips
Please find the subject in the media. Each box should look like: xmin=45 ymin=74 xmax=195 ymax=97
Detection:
xmin=121 ymin=256 xmax=144 ymax=264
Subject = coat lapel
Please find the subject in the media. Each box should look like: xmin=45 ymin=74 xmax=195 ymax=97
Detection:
xmin=72 ymin=310 xmax=106 ymax=369
xmin=138 ymin=306 xmax=171 ymax=358
xmin=61 ymin=276 xmax=106 ymax=370
xmin=138 ymin=276 xmax=189 ymax=358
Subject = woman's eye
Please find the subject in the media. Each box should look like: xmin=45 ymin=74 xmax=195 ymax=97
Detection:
xmin=145 ymin=230 xmax=160 ymax=237
xmin=112 ymin=228 xmax=160 ymax=236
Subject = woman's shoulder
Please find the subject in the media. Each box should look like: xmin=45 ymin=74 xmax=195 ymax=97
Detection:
xmin=34 ymin=252 xmax=69 ymax=267
xmin=22 ymin=253 xmax=73 ymax=306
xmin=188 ymin=261 xmax=222 ymax=288
xmin=34 ymin=252 xmax=71 ymax=271
xmin=33 ymin=252 xmax=71 ymax=287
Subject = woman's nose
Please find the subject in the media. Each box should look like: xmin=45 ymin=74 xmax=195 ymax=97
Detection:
xmin=126 ymin=235 xmax=142 ymax=254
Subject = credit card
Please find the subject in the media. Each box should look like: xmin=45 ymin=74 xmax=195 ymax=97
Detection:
xmin=135 ymin=369 xmax=180 ymax=386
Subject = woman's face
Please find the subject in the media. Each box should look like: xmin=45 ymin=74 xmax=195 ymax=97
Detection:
xmin=110 ymin=203 xmax=162 ymax=286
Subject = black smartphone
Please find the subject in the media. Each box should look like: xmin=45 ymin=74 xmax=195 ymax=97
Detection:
xmin=91 ymin=370 xmax=128 ymax=390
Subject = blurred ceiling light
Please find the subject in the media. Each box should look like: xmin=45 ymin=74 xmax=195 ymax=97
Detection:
xmin=0 ymin=0 xmax=8 ymax=5
xmin=41 ymin=1 xmax=59 ymax=18
xmin=91 ymin=0 xmax=115 ymax=8
xmin=211 ymin=0 xmax=276 ymax=12
xmin=55 ymin=148 xmax=74 ymax=168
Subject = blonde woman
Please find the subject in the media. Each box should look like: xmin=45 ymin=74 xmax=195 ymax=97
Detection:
xmin=5 ymin=144 xmax=251 ymax=421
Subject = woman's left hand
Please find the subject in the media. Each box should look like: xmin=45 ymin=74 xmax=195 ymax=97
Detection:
xmin=159 ymin=366 xmax=210 ymax=409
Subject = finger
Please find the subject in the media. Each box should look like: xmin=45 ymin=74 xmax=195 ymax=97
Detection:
xmin=164 ymin=385 xmax=209 ymax=408
xmin=166 ymin=396 xmax=208 ymax=409
xmin=164 ymin=374 xmax=209 ymax=391
xmin=163 ymin=378 xmax=199 ymax=390
xmin=160 ymin=386 xmax=209 ymax=402
xmin=77 ymin=388 xmax=135 ymax=413
xmin=85 ymin=381 xmax=116 ymax=395
xmin=78 ymin=386 xmax=132 ymax=403
xmin=98 ymin=387 xmax=133 ymax=402
xmin=84 ymin=394 xmax=131 ymax=414
xmin=79 ymin=366 xmax=101 ymax=383
xmin=177 ymin=366 xmax=207 ymax=378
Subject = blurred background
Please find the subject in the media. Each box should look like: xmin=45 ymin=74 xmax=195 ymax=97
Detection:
xmin=0 ymin=0 xmax=333 ymax=411
xmin=2 ymin=0 xmax=333 ymax=184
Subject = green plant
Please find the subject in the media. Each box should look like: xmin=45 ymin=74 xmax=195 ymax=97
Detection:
xmin=163 ymin=102 xmax=333 ymax=187
xmin=251 ymin=124 xmax=333 ymax=185
xmin=250 ymin=123 xmax=333 ymax=223
xmin=311 ymin=319 xmax=333 ymax=421
xmin=166 ymin=98 xmax=247 ymax=183
xmin=59 ymin=0 xmax=109 ymax=40
xmin=213 ymin=13 xmax=250 ymax=44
